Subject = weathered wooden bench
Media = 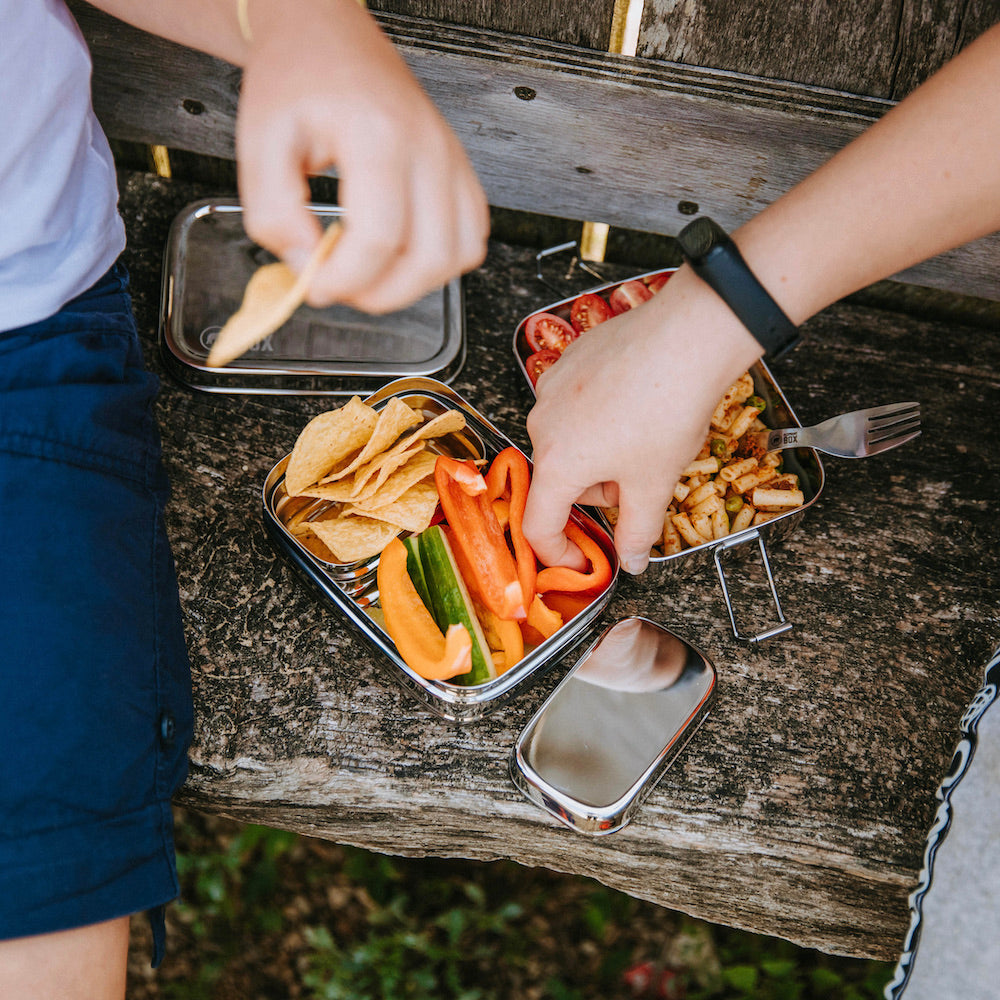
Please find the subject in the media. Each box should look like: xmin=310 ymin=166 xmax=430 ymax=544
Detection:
xmin=75 ymin=0 xmax=1000 ymax=962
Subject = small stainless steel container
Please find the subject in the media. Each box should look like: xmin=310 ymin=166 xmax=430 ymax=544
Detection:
xmin=511 ymin=617 xmax=717 ymax=835
xmin=262 ymin=377 xmax=620 ymax=723
xmin=513 ymin=270 xmax=825 ymax=643
xmin=160 ymin=200 xmax=465 ymax=395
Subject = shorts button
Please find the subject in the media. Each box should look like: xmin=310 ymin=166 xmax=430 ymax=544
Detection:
xmin=159 ymin=710 xmax=177 ymax=749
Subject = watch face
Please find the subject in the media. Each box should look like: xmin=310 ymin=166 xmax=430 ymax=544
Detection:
xmin=679 ymin=217 xmax=726 ymax=259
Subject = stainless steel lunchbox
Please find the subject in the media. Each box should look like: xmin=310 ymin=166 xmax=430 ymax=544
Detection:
xmin=512 ymin=269 xmax=826 ymax=643
xmin=160 ymin=200 xmax=465 ymax=395
xmin=262 ymin=377 xmax=620 ymax=723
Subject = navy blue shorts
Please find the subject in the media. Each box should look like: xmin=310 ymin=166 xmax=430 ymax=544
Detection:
xmin=0 ymin=264 xmax=192 ymax=965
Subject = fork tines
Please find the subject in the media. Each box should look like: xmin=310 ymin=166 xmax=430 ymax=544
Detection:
xmin=866 ymin=401 xmax=921 ymax=447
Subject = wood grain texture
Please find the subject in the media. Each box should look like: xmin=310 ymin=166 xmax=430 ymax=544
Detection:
xmin=119 ymin=171 xmax=1000 ymax=962
xmin=638 ymin=0 xmax=1000 ymax=99
xmin=366 ymin=0 xmax=618 ymax=49
xmin=70 ymin=3 xmax=1000 ymax=301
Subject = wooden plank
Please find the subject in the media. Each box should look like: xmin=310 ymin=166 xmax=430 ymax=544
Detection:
xmin=72 ymin=3 xmax=1000 ymax=299
xmin=118 ymin=170 xmax=1000 ymax=961
xmin=366 ymin=0 xmax=618 ymax=49
xmin=638 ymin=0 xmax=1000 ymax=99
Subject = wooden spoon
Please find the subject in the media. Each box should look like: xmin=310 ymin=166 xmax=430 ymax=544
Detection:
xmin=206 ymin=220 xmax=343 ymax=368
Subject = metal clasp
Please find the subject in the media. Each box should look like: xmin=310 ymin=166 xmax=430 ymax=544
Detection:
xmin=712 ymin=530 xmax=793 ymax=643
xmin=534 ymin=241 xmax=608 ymax=296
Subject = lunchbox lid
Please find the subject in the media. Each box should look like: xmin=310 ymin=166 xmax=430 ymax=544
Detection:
xmin=159 ymin=200 xmax=465 ymax=395
xmin=511 ymin=617 xmax=717 ymax=835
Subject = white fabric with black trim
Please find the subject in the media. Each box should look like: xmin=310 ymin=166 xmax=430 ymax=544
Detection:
xmin=885 ymin=646 xmax=1000 ymax=999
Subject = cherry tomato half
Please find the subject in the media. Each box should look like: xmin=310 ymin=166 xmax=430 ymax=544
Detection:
xmin=645 ymin=271 xmax=673 ymax=294
xmin=608 ymin=279 xmax=653 ymax=315
xmin=525 ymin=312 xmax=578 ymax=353
xmin=525 ymin=348 xmax=561 ymax=386
xmin=570 ymin=292 xmax=614 ymax=333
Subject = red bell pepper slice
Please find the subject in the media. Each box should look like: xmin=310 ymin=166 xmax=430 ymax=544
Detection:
xmin=485 ymin=447 xmax=537 ymax=609
xmin=434 ymin=456 xmax=526 ymax=621
xmin=538 ymin=589 xmax=597 ymax=622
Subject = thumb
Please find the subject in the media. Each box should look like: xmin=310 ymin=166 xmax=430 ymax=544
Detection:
xmin=611 ymin=490 xmax=670 ymax=575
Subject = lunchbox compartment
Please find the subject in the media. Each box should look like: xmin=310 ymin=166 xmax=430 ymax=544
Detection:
xmin=262 ymin=378 xmax=619 ymax=722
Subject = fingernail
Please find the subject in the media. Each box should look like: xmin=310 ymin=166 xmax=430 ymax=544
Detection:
xmin=621 ymin=554 xmax=648 ymax=576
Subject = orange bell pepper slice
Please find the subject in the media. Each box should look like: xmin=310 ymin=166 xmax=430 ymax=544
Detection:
xmin=525 ymin=593 xmax=563 ymax=640
xmin=485 ymin=447 xmax=537 ymax=609
xmin=480 ymin=606 xmax=525 ymax=673
xmin=435 ymin=456 xmax=526 ymax=621
xmin=535 ymin=519 xmax=613 ymax=594
xmin=491 ymin=498 xmax=511 ymax=531
xmin=538 ymin=590 xmax=596 ymax=623
xmin=519 ymin=621 xmax=546 ymax=648
xmin=377 ymin=537 xmax=472 ymax=681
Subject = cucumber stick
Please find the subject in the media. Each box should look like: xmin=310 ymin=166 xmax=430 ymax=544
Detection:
xmin=414 ymin=525 xmax=496 ymax=685
xmin=401 ymin=535 xmax=432 ymax=613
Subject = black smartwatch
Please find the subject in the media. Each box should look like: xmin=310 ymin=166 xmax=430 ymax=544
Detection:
xmin=677 ymin=216 xmax=800 ymax=360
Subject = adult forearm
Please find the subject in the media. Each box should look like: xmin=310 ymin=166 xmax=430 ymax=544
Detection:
xmin=730 ymin=22 xmax=1000 ymax=325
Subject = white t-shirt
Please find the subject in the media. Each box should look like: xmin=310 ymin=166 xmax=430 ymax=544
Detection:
xmin=0 ymin=0 xmax=126 ymax=332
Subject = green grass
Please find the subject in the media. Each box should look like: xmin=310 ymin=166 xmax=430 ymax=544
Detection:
xmin=158 ymin=812 xmax=894 ymax=1000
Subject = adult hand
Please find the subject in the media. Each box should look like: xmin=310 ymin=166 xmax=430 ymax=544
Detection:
xmin=235 ymin=0 xmax=489 ymax=314
xmin=522 ymin=268 xmax=762 ymax=575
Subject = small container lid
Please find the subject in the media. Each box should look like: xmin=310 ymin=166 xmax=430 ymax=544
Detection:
xmin=159 ymin=199 xmax=465 ymax=395
xmin=511 ymin=617 xmax=717 ymax=834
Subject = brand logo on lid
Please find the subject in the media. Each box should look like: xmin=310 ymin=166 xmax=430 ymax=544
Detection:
xmin=200 ymin=326 xmax=275 ymax=354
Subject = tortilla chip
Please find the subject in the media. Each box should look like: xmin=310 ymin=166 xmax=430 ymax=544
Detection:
xmin=353 ymin=442 xmax=430 ymax=499
xmin=295 ymin=479 xmax=359 ymax=503
xmin=346 ymin=410 xmax=463 ymax=497
xmin=350 ymin=450 xmax=437 ymax=505
xmin=391 ymin=409 xmax=466 ymax=454
xmin=279 ymin=402 xmax=470 ymax=562
xmin=309 ymin=514 xmax=402 ymax=563
xmin=319 ymin=397 xmax=423 ymax=483
xmin=294 ymin=527 xmax=338 ymax=562
xmin=284 ymin=397 xmax=378 ymax=495
xmin=347 ymin=482 xmax=440 ymax=534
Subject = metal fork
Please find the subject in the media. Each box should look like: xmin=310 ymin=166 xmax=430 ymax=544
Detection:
xmin=756 ymin=402 xmax=921 ymax=459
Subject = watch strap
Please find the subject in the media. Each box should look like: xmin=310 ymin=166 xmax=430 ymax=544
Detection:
xmin=677 ymin=217 xmax=800 ymax=360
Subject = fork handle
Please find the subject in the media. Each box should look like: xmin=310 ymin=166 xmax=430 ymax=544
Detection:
xmin=760 ymin=428 xmax=804 ymax=452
